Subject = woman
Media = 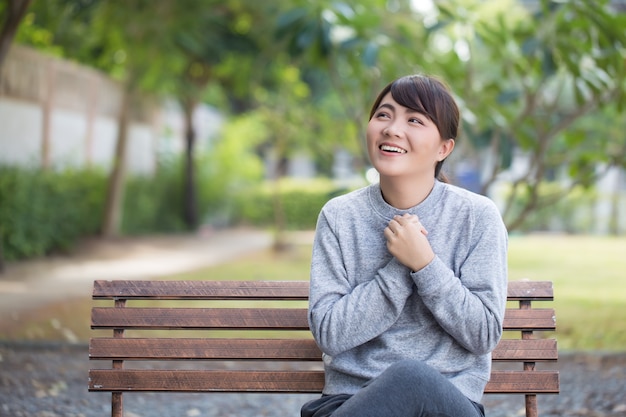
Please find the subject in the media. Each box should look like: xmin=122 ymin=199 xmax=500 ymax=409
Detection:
xmin=301 ymin=74 xmax=508 ymax=417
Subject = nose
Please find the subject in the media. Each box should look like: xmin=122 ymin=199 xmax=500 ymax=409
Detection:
xmin=383 ymin=123 xmax=401 ymax=137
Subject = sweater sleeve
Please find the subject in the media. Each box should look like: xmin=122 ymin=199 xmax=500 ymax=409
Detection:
xmin=308 ymin=207 xmax=414 ymax=357
xmin=412 ymin=202 xmax=508 ymax=355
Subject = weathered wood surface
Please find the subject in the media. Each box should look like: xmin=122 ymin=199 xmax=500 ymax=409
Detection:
xmin=89 ymin=280 xmax=560 ymax=417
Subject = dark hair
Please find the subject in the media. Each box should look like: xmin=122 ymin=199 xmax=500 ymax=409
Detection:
xmin=368 ymin=74 xmax=460 ymax=181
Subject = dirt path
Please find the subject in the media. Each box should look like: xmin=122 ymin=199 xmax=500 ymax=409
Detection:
xmin=0 ymin=228 xmax=274 ymax=315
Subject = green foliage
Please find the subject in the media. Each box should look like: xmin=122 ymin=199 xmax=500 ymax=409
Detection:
xmin=196 ymin=113 xmax=265 ymax=227
xmin=0 ymin=156 xmax=342 ymax=261
xmin=10 ymin=0 xmax=626 ymax=235
xmin=499 ymin=181 xmax=600 ymax=234
xmin=232 ymin=179 xmax=351 ymax=230
xmin=0 ymin=165 xmax=106 ymax=261
xmin=121 ymin=159 xmax=186 ymax=234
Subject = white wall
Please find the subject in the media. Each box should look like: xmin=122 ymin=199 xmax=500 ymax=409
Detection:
xmin=0 ymin=46 xmax=164 ymax=174
xmin=0 ymin=98 xmax=43 ymax=166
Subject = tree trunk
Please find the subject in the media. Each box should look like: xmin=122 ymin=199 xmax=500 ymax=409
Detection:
xmin=271 ymin=146 xmax=290 ymax=252
xmin=101 ymin=87 xmax=132 ymax=237
xmin=0 ymin=0 xmax=32 ymax=272
xmin=182 ymin=100 xmax=198 ymax=230
xmin=0 ymin=225 xmax=5 ymax=273
xmin=0 ymin=0 xmax=32 ymax=70
xmin=608 ymin=169 xmax=623 ymax=236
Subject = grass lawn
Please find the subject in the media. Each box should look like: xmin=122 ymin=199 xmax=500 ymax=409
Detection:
xmin=507 ymin=234 xmax=626 ymax=352
xmin=2 ymin=234 xmax=625 ymax=352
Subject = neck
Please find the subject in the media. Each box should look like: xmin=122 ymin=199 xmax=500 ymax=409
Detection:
xmin=379 ymin=176 xmax=436 ymax=209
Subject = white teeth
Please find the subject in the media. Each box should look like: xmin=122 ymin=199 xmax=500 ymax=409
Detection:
xmin=380 ymin=145 xmax=407 ymax=154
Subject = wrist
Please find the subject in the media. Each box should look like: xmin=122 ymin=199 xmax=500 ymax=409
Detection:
xmin=411 ymin=253 xmax=435 ymax=273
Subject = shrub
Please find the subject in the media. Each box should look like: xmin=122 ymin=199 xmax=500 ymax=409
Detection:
xmin=122 ymin=159 xmax=186 ymax=234
xmin=231 ymin=179 xmax=353 ymax=230
xmin=0 ymin=165 xmax=106 ymax=261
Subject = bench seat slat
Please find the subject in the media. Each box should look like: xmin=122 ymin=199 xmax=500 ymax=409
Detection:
xmin=502 ymin=309 xmax=555 ymax=331
xmin=486 ymin=371 xmax=560 ymax=394
xmin=90 ymin=337 xmax=557 ymax=362
xmin=89 ymin=369 xmax=325 ymax=393
xmin=88 ymin=369 xmax=559 ymax=394
xmin=91 ymin=307 xmax=555 ymax=331
xmin=93 ymin=280 xmax=310 ymax=300
xmin=492 ymin=339 xmax=558 ymax=361
xmin=89 ymin=338 xmax=322 ymax=361
xmin=93 ymin=280 xmax=553 ymax=301
xmin=506 ymin=281 xmax=553 ymax=301
xmin=91 ymin=307 xmax=310 ymax=330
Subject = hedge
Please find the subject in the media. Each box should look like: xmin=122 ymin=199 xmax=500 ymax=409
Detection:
xmin=0 ymin=165 xmax=354 ymax=262
xmin=230 ymin=180 xmax=351 ymax=230
xmin=0 ymin=166 xmax=106 ymax=261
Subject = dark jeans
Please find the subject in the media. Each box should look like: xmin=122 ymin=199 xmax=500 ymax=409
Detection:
xmin=301 ymin=360 xmax=485 ymax=417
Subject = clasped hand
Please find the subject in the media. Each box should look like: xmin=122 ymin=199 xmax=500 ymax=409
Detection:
xmin=383 ymin=213 xmax=435 ymax=272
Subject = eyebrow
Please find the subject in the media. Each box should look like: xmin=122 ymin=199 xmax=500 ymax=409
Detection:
xmin=377 ymin=102 xmax=421 ymax=115
xmin=374 ymin=103 xmax=394 ymax=114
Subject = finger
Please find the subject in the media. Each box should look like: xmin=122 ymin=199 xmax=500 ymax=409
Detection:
xmin=388 ymin=218 xmax=401 ymax=231
xmin=394 ymin=214 xmax=413 ymax=226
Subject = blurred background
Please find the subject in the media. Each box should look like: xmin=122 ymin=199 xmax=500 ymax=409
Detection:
xmin=1 ymin=1 xmax=625 ymax=416
xmin=1 ymin=0 xmax=625 ymax=262
xmin=2 ymin=0 xmax=626 ymax=345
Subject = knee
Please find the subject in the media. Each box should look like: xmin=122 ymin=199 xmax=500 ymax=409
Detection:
xmin=384 ymin=359 xmax=439 ymax=386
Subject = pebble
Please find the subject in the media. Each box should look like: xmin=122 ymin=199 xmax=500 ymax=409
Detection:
xmin=1 ymin=345 xmax=625 ymax=417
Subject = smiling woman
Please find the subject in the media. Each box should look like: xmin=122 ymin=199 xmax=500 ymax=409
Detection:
xmin=301 ymin=74 xmax=508 ymax=417
xmin=365 ymin=75 xmax=458 ymax=209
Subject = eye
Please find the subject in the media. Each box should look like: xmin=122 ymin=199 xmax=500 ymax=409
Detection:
xmin=375 ymin=111 xmax=391 ymax=119
xmin=409 ymin=116 xmax=425 ymax=125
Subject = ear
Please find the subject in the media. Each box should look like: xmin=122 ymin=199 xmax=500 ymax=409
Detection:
xmin=438 ymin=139 xmax=455 ymax=161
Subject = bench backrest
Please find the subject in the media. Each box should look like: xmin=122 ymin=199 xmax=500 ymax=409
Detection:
xmin=89 ymin=280 xmax=559 ymax=417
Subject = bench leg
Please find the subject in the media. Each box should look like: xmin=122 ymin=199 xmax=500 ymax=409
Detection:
xmin=525 ymin=394 xmax=537 ymax=417
xmin=112 ymin=392 xmax=123 ymax=417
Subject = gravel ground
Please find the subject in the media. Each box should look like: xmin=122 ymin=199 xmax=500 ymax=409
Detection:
xmin=1 ymin=343 xmax=625 ymax=417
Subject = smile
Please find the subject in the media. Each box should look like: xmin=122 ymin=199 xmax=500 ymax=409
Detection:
xmin=380 ymin=144 xmax=407 ymax=154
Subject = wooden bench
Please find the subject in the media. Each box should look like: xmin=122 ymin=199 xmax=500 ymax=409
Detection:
xmin=89 ymin=280 xmax=559 ymax=417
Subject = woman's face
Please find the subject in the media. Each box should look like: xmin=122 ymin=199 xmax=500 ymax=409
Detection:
xmin=366 ymin=92 xmax=454 ymax=181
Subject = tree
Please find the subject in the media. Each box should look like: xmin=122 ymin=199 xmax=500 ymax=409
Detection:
xmin=275 ymin=0 xmax=430 ymax=169
xmin=11 ymin=0 xmax=626 ymax=237
xmin=0 ymin=0 xmax=32 ymax=70
xmin=424 ymin=0 xmax=626 ymax=230
xmin=168 ymin=1 xmax=261 ymax=230
xmin=92 ymin=1 xmax=183 ymax=236
xmin=0 ymin=0 xmax=31 ymax=272
xmin=8 ymin=0 xmax=179 ymax=236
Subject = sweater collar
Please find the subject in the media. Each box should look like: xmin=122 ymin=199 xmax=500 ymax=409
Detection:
xmin=368 ymin=180 xmax=445 ymax=220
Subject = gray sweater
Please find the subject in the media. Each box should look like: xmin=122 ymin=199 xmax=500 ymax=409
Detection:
xmin=308 ymin=180 xmax=508 ymax=403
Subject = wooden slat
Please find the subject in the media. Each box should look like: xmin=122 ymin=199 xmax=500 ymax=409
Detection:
xmin=93 ymin=280 xmax=552 ymax=301
xmin=485 ymin=371 xmax=560 ymax=394
xmin=90 ymin=337 xmax=557 ymax=363
xmin=89 ymin=370 xmax=325 ymax=393
xmin=93 ymin=280 xmax=310 ymax=300
xmin=89 ymin=338 xmax=322 ymax=361
xmin=492 ymin=339 xmax=558 ymax=361
xmin=91 ymin=307 xmax=310 ymax=330
xmin=89 ymin=279 xmax=560 ymax=409
xmin=506 ymin=281 xmax=553 ymax=301
xmin=88 ymin=369 xmax=559 ymax=394
xmin=502 ymin=309 xmax=556 ymax=331
xmin=92 ymin=307 xmax=555 ymax=331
